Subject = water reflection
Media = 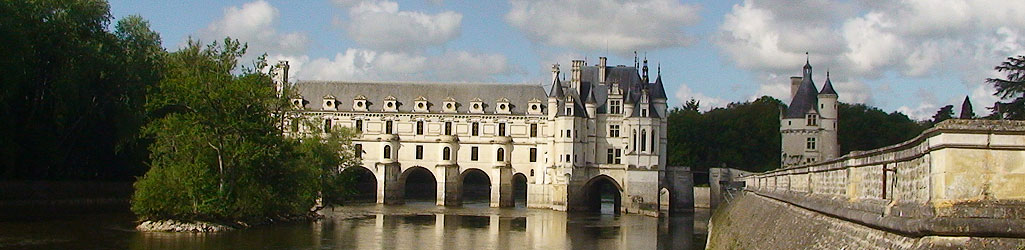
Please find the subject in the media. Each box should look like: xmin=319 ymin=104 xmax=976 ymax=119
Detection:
xmin=0 ymin=203 xmax=708 ymax=249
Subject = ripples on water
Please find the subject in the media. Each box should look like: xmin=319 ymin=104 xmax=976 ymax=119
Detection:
xmin=0 ymin=202 xmax=708 ymax=249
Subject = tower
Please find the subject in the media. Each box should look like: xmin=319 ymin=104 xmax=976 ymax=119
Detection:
xmin=781 ymin=56 xmax=839 ymax=167
xmin=817 ymin=71 xmax=838 ymax=160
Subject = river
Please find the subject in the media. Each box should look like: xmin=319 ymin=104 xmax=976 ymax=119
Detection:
xmin=0 ymin=202 xmax=708 ymax=249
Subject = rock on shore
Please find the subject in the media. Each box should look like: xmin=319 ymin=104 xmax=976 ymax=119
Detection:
xmin=136 ymin=220 xmax=234 ymax=232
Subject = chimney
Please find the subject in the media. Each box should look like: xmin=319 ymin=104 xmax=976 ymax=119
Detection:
xmin=552 ymin=63 xmax=561 ymax=82
xmin=790 ymin=76 xmax=802 ymax=99
xmin=571 ymin=60 xmax=583 ymax=90
xmin=598 ymin=57 xmax=607 ymax=83
xmin=273 ymin=61 xmax=290 ymax=96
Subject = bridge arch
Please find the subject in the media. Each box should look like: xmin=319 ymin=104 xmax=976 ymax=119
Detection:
xmin=460 ymin=168 xmax=491 ymax=206
xmin=400 ymin=166 xmax=437 ymax=202
xmin=582 ymin=175 xmax=623 ymax=214
xmin=340 ymin=166 xmax=377 ymax=202
xmin=512 ymin=173 xmax=528 ymax=207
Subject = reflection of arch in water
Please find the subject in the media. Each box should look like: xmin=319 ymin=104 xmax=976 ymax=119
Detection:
xmin=512 ymin=173 xmax=528 ymax=207
xmin=340 ymin=166 xmax=377 ymax=202
xmin=400 ymin=166 xmax=437 ymax=202
xmin=460 ymin=168 xmax=491 ymax=205
xmin=659 ymin=187 xmax=670 ymax=213
xmin=582 ymin=175 xmax=622 ymax=214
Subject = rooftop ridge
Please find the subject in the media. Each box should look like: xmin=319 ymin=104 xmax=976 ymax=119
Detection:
xmin=298 ymin=80 xmax=542 ymax=87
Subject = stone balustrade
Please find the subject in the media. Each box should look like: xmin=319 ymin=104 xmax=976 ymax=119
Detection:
xmin=739 ymin=119 xmax=1025 ymax=237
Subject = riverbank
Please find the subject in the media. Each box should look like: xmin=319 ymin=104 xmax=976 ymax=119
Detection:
xmin=0 ymin=181 xmax=132 ymax=219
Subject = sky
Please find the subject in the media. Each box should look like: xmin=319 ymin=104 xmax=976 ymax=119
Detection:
xmin=107 ymin=0 xmax=1025 ymax=120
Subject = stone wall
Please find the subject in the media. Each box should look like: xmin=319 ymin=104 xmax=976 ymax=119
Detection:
xmin=738 ymin=119 xmax=1025 ymax=237
xmin=708 ymin=193 xmax=1025 ymax=249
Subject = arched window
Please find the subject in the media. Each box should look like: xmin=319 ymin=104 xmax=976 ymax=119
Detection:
xmin=443 ymin=147 xmax=451 ymax=160
xmin=445 ymin=122 xmax=452 ymax=135
xmin=385 ymin=121 xmax=393 ymax=134
xmin=632 ymin=129 xmax=637 ymax=150
xmin=472 ymin=122 xmax=479 ymax=136
xmin=641 ymin=129 xmax=647 ymax=152
xmin=497 ymin=148 xmax=505 ymax=162
xmin=416 ymin=121 xmax=424 ymax=135
xmin=383 ymin=145 xmax=392 ymax=159
xmin=499 ymin=123 xmax=507 ymax=136
xmin=355 ymin=120 xmax=363 ymax=132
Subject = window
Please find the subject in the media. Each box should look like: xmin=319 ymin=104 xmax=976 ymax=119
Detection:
xmin=471 ymin=147 xmax=479 ymax=161
xmin=530 ymin=169 xmax=534 ymax=176
xmin=651 ymin=129 xmax=656 ymax=151
xmin=609 ymin=125 xmax=620 ymax=137
xmin=472 ymin=122 xmax=479 ymax=136
xmin=415 ymin=145 xmax=424 ymax=159
xmin=529 ymin=148 xmax=537 ymax=162
xmin=355 ymin=144 xmax=362 ymax=159
xmin=324 ymin=119 xmax=332 ymax=132
xmin=573 ymin=154 xmax=577 ymax=163
xmin=641 ymin=129 xmax=647 ymax=152
xmin=498 ymin=123 xmax=507 ymax=136
xmin=530 ymin=124 xmax=537 ymax=137
xmin=610 ymin=100 xmax=621 ymax=114
xmin=566 ymin=129 xmax=571 ymax=138
xmin=444 ymin=122 xmax=453 ymax=135
xmin=641 ymin=108 xmax=648 ymax=117
xmin=607 ymin=149 xmax=614 ymax=163
xmin=383 ymin=145 xmax=392 ymax=159
xmin=566 ymin=107 xmax=573 ymax=115
xmin=632 ymin=130 xmax=638 ymax=150
xmin=290 ymin=119 xmax=299 ymax=132
xmin=807 ymin=114 xmax=818 ymax=126
xmin=807 ymin=137 xmax=817 ymax=150
xmin=416 ymin=121 xmax=424 ymax=135
xmin=614 ymin=149 xmax=622 ymax=164
xmin=385 ymin=121 xmax=393 ymax=134
xmin=355 ymin=120 xmax=363 ymax=132
xmin=443 ymin=147 xmax=451 ymax=161
xmin=497 ymin=148 xmax=505 ymax=162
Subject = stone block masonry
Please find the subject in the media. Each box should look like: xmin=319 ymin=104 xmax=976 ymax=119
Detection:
xmin=731 ymin=119 xmax=1025 ymax=240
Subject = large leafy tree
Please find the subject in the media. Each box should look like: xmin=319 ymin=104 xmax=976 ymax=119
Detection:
xmin=131 ymin=39 xmax=355 ymax=222
xmin=986 ymin=56 xmax=1025 ymax=120
xmin=0 ymin=0 xmax=163 ymax=180
xmin=837 ymin=103 xmax=926 ymax=155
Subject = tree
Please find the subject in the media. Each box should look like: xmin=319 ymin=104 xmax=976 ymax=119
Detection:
xmin=0 ymin=1 xmax=163 ymax=180
xmin=986 ymin=55 xmax=1025 ymax=120
xmin=837 ymin=103 xmax=926 ymax=155
xmin=931 ymin=105 xmax=954 ymax=125
xmin=131 ymin=39 xmax=354 ymax=223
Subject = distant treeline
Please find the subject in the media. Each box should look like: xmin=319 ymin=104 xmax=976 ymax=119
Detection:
xmin=666 ymin=97 xmax=929 ymax=180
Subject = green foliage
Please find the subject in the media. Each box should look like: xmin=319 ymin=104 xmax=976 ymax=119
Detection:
xmin=932 ymin=105 xmax=954 ymax=125
xmin=131 ymin=39 xmax=355 ymax=222
xmin=986 ymin=55 xmax=1025 ymax=120
xmin=0 ymin=0 xmax=163 ymax=180
xmin=836 ymin=103 xmax=926 ymax=155
xmin=667 ymin=96 xmax=784 ymax=175
xmin=667 ymin=97 xmax=926 ymax=182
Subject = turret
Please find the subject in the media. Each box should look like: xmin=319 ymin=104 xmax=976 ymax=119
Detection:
xmin=818 ymin=71 xmax=839 ymax=159
xmin=960 ymin=96 xmax=975 ymax=119
xmin=585 ymin=87 xmax=597 ymax=118
xmin=548 ymin=64 xmax=563 ymax=119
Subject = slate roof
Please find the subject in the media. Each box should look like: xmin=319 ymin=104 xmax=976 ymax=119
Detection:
xmin=819 ymin=72 xmax=837 ymax=95
xmin=296 ymin=81 xmax=547 ymax=115
xmin=785 ymin=61 xmax=820 ymax=119
xmin=542 ymin=63 xmax=665 ymax=118
xmin=960 ymin=96 xmax=974 ymax=119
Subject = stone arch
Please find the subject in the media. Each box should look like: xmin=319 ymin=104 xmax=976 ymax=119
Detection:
xmin=512 ymin=173 xmax=528 ymax=207
xmin=660 ymin=187 xmax=670 ymax=213
xmin=582 ymin=175 xmax=623 ymax=214
xmin=340 ymin=166 xmax=377 ymax=202
xmin=460 ymin=168 xmax=491 ymax=206
xmin=400 ymin=166 xmax=436 ymax=202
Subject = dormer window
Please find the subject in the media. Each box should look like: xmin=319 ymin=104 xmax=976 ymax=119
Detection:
xmin=291 ymin=98 xmax=305 ymax=109
xmin=323 ymin=95 xmax=337 ymax=111
xmin=383 ymin=96 xmax=397 ymax=112
xmin=443 ymin=97 xmax=457 ymax=113
xmin=470 ymin=98 xmax=484 ymax=114
xmin=496 ymin=97 xmax=511 ymax=114
xmin=641 ymin=108 xmax=648 ymax=117
xmin=566 ymin=107 xmax=573 ymax=116
xmin=806 ymin=114 xmax=818 ymax=126
xmin=414 ymin=96 xmax=428 ymax=113
xmin=353 ymin=95 xmax=367 ymax=111
xmin=527 ymin=98 xmax=543 ymax=115
xmin=609 ymin=100 xmax=621 ymax=114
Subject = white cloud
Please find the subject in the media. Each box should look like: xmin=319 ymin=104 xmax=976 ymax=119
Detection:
xmin=897 ymin=102 xmax=938 ymax=121
xmin=343 ymin=0 xmax=462 ymax=51
xmin=715 ymin=0 xmax=1025 ymax=113
xmin=675 ymin=84 xmax=726 ymax=111
xmin=505 ymin=0 xmax=700 ymax=54
xmin=199 ymin=1 xmax=308 ymax=56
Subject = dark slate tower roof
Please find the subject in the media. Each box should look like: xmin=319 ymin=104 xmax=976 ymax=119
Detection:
xmin=820 ymin=71 xmax=837 ymax=95
xmin=960 ymin=96 xmax=974 ymax=119
xmin=549 ymin=75 xmax=565 ymax=98
xmin=785 ymin=59 xmax=819 ymax=119
xmin=651 ymin=74 xmax=667 ymax=100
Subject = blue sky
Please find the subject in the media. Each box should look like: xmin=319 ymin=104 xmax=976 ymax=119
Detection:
xmin=108 ymin=0 xmax=1025 ymax=120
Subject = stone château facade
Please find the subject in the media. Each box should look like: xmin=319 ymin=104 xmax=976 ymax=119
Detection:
xmin=275 ymin=57 xmax=669 ymax=215
xmin=781 ymin=58 xmax=839 ymax=167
